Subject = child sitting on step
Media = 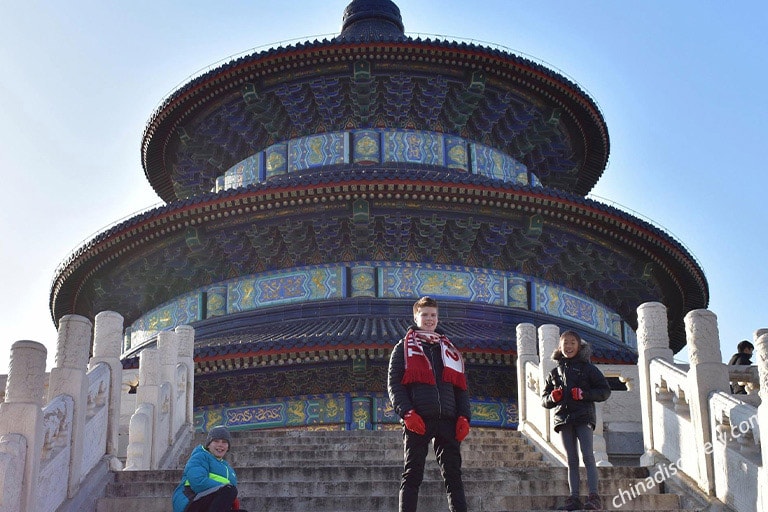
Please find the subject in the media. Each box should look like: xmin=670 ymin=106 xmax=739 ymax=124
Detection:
xmin=172 ymin=425 xmax=247 ymax=512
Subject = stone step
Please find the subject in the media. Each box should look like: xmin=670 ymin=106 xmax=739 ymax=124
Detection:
xmin=194 ymin=428 xmax=533 ymax=443
xmin=195 ymin=430 xmax=534 ymax=450
xmin=97 ymin=492 xmax=683 ymax=512
xmin=110 ymin=465 xmax=653 ymax=484
xmin=227 ymin=448 xmax=543 ymax=466
xmin=98 ymin=429 xmax=689 ymax=512
xmin=223 ymin=439 xmax=535 ymax=456
xmin=185 ymin=428 xmax=547 ymax=469
xmin=106 ymin=474 xmax=665 ymax=498
xmin=216 ymin=428 xmax=525 ymax=437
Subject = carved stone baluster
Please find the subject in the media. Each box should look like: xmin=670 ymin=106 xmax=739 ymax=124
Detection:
xmin=636 ymin=302 xmax=674 ymax=466
xmin=685 ymin=309 xmax=729 ymax=494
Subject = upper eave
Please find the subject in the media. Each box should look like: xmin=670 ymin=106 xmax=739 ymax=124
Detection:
xmin=141 ymin=36 xmax=609 ymax=203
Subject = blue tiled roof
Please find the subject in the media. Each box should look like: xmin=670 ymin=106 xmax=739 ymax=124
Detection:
xmin=121 ymin=299 xmax=638 ymax=366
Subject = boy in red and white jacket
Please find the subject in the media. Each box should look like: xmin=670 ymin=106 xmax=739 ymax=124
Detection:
xmin=387 ymin=296 xmax=471 ymax=512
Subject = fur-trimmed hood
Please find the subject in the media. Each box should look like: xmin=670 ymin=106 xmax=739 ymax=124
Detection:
xmin=551 ymin=341 xmax=593 ymax=363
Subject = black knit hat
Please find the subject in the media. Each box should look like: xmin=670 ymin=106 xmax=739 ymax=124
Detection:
xmin=205 ymin=425 xmax=232 ymax=447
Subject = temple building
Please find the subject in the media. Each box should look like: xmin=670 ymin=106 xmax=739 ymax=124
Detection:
xmin=49 ymin=0 xmax=707 ymax=431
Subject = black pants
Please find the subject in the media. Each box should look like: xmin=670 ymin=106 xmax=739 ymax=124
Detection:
xmin=185 ymin=484 xmax=238 ymax=512
xmin=399 ymin=418 xmax=467 ymax=512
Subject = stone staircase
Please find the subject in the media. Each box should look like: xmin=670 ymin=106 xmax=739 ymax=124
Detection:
xmin=97 ymin=429 xmax=689 ymax=511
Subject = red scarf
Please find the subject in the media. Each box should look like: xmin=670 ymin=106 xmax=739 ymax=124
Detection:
xmin=402 ymin=330 xmax=467 ymax=390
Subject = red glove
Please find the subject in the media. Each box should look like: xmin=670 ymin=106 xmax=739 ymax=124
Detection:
xmin=403 ymin=410 xmax=426 ymax=435
xmin=571 ymin=387 xmax=584 ymax=400
xmin=455 ymin=416 xmax=470 ymax=442
xmin=550 ymin=388 xmax=563 ymax=402
xmin=232 ymin=497 xmax=241 ymax=510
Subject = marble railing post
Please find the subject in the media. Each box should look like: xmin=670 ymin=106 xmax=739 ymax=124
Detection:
xmin=135 ymin=347 xmax=161 ymax=468
xmin=685 ymin=309 xmax=730 ymax=494
xmin=47 ymin=315 xmax=92 ymax=497
xmin=516 ymin=323 xmax=537 ymax=430
xmin=753 ymin=329 xmax=768 ymax=391
xmin=158 ymin=330 xmax=179 ymax=445
xmin=88 ymin=311 xmax=124 ymax=466
xmin=754 ymin=333 xmax=768 ymax=512
xmin=636 ymin=302 xmax=674 ymax=466
xmin=745 ymin=329 xmax=768 ymax=396
xmin=175 ymin=325 xmax=195 ymax=427
xmin=0 ymin=340 xmax=47 ymax=512
xmin=538 ymin=324 xmax=560 ymax=443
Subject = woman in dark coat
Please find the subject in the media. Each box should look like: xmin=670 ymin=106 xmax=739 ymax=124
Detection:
xmin=542 ymin=331 xmax=611 ymax=511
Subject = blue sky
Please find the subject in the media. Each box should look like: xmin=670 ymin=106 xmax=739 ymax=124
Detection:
xmin=1 ymin=1 xmax=766 ymax=373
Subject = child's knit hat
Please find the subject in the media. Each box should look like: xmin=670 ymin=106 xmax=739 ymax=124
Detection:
xmin=205 ymin=425 xmax=232 ymax=447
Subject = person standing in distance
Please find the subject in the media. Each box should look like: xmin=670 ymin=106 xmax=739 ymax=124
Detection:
xmin=542 ymin=331 xmax=611 ymax=511
xmin=387 ymin=296 xmax=471 ymax=512
xmin=727 ymin=340 xmax=754 ymax=394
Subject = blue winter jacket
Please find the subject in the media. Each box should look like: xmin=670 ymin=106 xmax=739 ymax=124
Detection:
xmin=172 ymin=444 xmax=238 ymax=512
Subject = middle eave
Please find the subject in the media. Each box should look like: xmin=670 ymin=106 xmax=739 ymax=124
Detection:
xmin=51 ymin=169 xmax=706 ymax=352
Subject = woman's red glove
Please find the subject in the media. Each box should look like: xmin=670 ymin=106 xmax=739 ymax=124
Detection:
xmin=550 ymin=388 xmax=563 ymax=402
xmin=571 ymin=387 xmax=584 ymax=400
xmin=232 ymin=497 xmax=241 ymax=510
xmin=455 ymin=416 xmax=470 ymax=441
xmin=403 ymin=410 xmax=426 ymax=434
